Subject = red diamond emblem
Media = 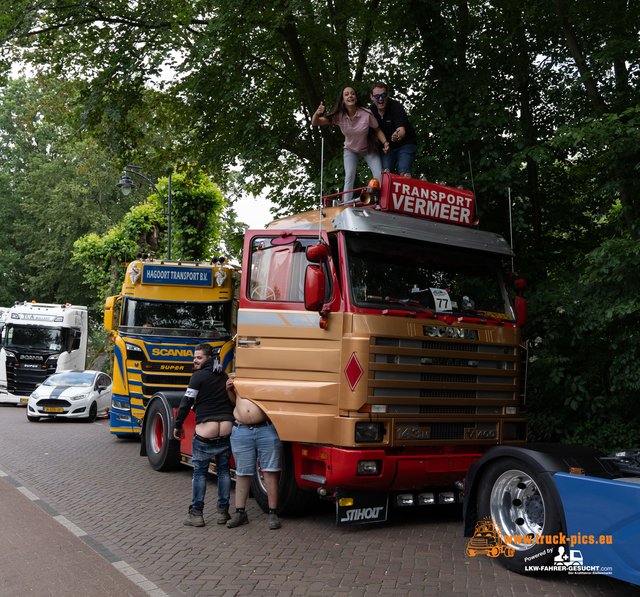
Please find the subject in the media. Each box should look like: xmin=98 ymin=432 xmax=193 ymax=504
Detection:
xmin=345 ymin=352 xmax=363 ymax=392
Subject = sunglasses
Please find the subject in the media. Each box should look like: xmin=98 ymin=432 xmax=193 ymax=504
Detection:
xmin=373 ymin=93 xmax=387 ymax=100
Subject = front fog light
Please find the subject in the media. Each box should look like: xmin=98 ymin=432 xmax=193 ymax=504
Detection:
xmin=438 ymin=492 xmax=455 ymax=504
xmin=357 ymin=460 xmax=379 ymax=475
xmin=396 ymin=493 xmax=414 ymax=507
xmin=418 ymin=493 xmax=435 ymax=505
xmin=355 ymin=422 xmax=384 ymax=443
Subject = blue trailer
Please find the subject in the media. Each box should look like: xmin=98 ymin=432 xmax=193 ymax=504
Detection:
xmin=463 ymin=444 xmax=640 ymax=585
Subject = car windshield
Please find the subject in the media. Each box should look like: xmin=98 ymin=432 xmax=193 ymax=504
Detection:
xmin=43 ymin=372 xmax=95 ymax=387
xmin=345 ymin=233 xmax=514 ymax=320
xmin=4 ymin=324 xmax=63 ymax=350
xmin=119 ymin=299 xmax=233 ymax=339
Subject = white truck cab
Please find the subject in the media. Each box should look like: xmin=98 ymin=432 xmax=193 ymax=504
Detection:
xmin=0 ymin=302 xmax=88 ymax=404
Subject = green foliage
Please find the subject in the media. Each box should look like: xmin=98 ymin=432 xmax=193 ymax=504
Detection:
xmin=72 ymin=167 xmax=236 ymax=299
xmin=154 ymin=169 xmax=226 ymax=261
xmin=72 ymin=201 xmax=165 ymax=300
xmin=0 ymin=77 xmax=138 ymax=308
xmin=526 ymin=238 xmax=640 ymax=452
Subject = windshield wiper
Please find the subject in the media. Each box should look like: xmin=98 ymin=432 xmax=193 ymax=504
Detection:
xmin=460 ymin=307 xmax=504 ymax=325
xmin=384 ymin=296 xmax=435 ymax=318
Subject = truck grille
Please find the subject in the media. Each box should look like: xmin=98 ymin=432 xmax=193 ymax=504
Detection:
xmin=7 ymin=366 xmax=56 ymax=396
xmin=140 ymin=373 xmax=192 ymax=386
xmin=371 ymin=336 xmax=520 ymax=411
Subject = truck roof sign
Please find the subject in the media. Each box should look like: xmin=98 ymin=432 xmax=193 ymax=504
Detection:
xmin=379 ymin=173 xmax=475 ymax=227
xmin=142 ymin=265 xmax=214 ymax=287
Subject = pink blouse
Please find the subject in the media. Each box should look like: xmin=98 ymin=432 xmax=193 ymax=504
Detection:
xmin=331 ymin=108 xmax=378 ymax=153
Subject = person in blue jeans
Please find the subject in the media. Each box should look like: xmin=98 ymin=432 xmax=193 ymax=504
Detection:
xmin=369 ymin=82 xmax=418 ymax=178
xmin=174 ymin=344 xmax=235 ymax=527
xmin=312 ymin=85 xmax=389 ymax=201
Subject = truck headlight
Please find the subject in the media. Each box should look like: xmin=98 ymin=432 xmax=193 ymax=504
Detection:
xmin=355 ymin=422 xmax=384 ymax=443
xmin=357 ymin=460 xmax=380 ymax=475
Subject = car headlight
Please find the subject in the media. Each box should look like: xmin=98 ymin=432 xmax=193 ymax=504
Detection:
xmin=29 ymin=392 xmax=38 ymax=400
xmin=70 ymin=393 xmax=90 ymax=401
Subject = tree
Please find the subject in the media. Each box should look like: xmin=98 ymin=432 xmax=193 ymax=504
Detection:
xmin=73 ymin=167 xmax=237 ymax=301
xmin=0 ymin=76 xmax=138 ymax=307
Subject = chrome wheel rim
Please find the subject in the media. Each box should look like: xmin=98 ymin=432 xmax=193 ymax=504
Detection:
xmin=490 ymin=469 xmax=545 ymax=551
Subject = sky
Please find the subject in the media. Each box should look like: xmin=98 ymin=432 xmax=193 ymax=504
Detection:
xmin=233 ymin=194 xmax=277 ymax=229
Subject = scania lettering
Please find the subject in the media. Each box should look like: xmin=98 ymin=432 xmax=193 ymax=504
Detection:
xmin=139 ymin=173 xmax=528 ymax=526
xmin=104 ymin=257 xmax=236 ymax=437
xmin=0 ymin=302 xmax=88 ymax=404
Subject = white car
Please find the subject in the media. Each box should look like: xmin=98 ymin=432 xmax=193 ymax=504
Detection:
xmin=26 ymin=370 xmax=112 ymax=422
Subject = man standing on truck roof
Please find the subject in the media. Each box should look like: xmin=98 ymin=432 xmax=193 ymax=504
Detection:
xmin=174 ymin=343 xmax=235 ymax=527
xmin=369 ymin=81 xmax=418 ymax=178
xmin=225 ymin=375 xmax=283 ymax=530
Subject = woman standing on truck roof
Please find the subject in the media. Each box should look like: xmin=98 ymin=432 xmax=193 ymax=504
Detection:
xmin=312 ymin=85 xmax=389 ymax=202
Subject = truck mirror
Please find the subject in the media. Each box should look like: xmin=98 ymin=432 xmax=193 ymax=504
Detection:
xmin=304 ymin=265 xmax=326 ymax=311
xmin=306 ymin=244 xmax=328 ymax=264
xmin=104 ymin=296 xmax=117 ymax=332
xmin=515 ymin=295 xmax=527 ymax=327
xmin=512 ymin=276 xmax=527 ymax=326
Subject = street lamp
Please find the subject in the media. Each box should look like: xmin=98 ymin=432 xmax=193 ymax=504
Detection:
xmin=117 ymin=165 xmax=173 ymax=259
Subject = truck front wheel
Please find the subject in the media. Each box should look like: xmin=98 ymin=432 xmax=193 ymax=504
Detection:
xmin=145 ymin=400 xmax=180 ymax=471
xmin=250 ymin=443 xmax=317 ymax=516
xmin=477 ymin=458 xmax=561 ymax=573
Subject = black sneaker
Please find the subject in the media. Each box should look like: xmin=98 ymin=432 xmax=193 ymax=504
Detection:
xmin=226 ymin=511 xmax=249 ymax=528
xmin=183 ymin=508 xmax=205 ymax=527
xmin=268 ymin=512 xmax=281 ymax=530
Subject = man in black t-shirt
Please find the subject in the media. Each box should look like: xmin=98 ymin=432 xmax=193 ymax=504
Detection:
xmin=369 ymin=82 xmax=418 ymax=177
xmin=174 ymin=343 xmax=235 ymax=527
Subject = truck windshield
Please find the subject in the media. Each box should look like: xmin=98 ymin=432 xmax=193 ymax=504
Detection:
xmin=4 ymin=325 xmax=64 ymax=351
xmin=119 ymin=299 xmax=233 ymax=339
xmin=345 ymin=234 xmax=514 ymax=321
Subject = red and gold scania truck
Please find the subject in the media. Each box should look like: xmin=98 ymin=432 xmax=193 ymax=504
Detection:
xmin=141 ymin=172 xmax=528 ymax=525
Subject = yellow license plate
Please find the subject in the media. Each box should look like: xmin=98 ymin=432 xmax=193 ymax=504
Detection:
xmin=20 ymin=398 xmax=28 ymax=403
xmin=44 ymin=407 xmax=64 ymax=413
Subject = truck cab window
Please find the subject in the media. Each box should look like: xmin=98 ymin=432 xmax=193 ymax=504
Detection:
xmin=249 ymin=237 xmax=331 ymax=303
xmin=345 ymin=234 xmax=514 ymax=320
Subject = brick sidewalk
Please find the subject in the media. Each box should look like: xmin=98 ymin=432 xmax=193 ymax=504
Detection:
xmin=0 ymin=475 xmax=154 ymax=597
xmin=0 ymin=405 xmax=638 ymax=597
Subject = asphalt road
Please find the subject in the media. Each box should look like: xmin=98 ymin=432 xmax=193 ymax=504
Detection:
xmin=0 ymin=404 xmax=637 ymax=597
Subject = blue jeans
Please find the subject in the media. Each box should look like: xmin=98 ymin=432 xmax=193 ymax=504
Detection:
xmin=191 ymin=436 xmax=231 ymax=512
xmin=343 ymin=149 xmax=382 ymax=201
xmin=381 ymin=143 xmax=418 ymax=176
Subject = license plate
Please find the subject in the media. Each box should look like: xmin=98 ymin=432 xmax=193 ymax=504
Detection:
xmin=44 ymin=407 xmax=63 ymax=413
xmin=336 ymin=489 xmax=388 ymax=526
xmin=20 ymin=398 xmax=28 ymax=403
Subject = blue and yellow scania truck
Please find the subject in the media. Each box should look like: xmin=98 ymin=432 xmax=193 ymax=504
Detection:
xmin=103 ymin=257 xmax=236 ymax=437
